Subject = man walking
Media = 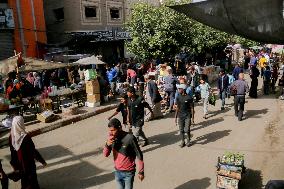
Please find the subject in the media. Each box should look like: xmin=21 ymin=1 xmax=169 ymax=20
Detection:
xmin=127 ymin=87 xmax=153 ymax=147
xmin=164 ymin=68 xmax=178 ymax=112
xmin=217 ymin=69 xmax=229 ymax=110
xmin=103 ymin=118 xmax=144 ymax=189
xmin=232 ymin=63 xmax=244 ymax=80
xmin=175 ymin=84 xmax=194 ymax=148
xmin=231 ymin=73 xmax=249 ymax=121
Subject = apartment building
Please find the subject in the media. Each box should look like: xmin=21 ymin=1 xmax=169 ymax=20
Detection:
xmin=44 ymin=0 xmax=160 ymax=64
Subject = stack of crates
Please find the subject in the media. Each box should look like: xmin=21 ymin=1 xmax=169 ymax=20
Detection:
xmin=216 ymin=152 xmax=245 ymax=189
xmin=85 ymin=79 xmax=100 ymax=108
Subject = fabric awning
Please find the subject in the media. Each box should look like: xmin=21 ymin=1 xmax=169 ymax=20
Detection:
xmin=169 ymin=0 xmax=284 ymax=44
xmin=0 ymin=56 xmax=69 ymax=75
xmin=73 ymin=55 xmax=106 ymax=65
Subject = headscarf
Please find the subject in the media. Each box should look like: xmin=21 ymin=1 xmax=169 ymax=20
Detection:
xmin=26 ymin=72 xmax=35 ymax=85
xmin=11 ymin=116 xmax=27 ymax=151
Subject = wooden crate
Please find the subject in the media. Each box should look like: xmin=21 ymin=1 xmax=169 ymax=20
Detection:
xmin=216 ymin=175 xmax=239 ymax=189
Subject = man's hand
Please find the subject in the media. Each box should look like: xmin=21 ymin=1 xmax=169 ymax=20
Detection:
xmin=138 ymin=173 xmax=144 ymax=181
xmin=106 ymin=136 xmax=115 ymax=146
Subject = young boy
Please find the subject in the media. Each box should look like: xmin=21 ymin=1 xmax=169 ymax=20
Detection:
xmin=108 ymin=94 xmax=129 ymax=129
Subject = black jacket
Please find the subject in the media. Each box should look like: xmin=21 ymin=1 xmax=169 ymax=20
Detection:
xmin=217 ymin=75 xmax=229 ymax=91
xmin=147 ymin=80 xmax=162 ymax=103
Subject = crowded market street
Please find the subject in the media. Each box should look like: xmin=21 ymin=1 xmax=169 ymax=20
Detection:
xmin=1 ymin=76 xmax=283 ymax=189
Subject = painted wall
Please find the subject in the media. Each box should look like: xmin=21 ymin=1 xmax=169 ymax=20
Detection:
xmin=8 ymin=0 xmax=47 ymax=58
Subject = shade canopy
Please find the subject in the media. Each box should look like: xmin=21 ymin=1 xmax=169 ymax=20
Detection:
xmin=74 ymin=55 xmax=106 ymax=65
xmin=0 ymin=56 xmax=69 ymax=75
xmin=170 ymin=0 xmax=284 ymax=44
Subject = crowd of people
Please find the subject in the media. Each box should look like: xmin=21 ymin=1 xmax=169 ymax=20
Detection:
xmin=1 ymin=48 xmax=284 ymax=189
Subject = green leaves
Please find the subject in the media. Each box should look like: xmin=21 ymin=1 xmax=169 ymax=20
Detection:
xmin=125 ymin=2 xmax=259 ymax=60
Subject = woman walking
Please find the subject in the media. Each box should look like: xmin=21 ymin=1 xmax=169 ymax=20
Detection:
xmin=9 ymin=116 xmax=47 ymax=189
xmin=144 ymin=74 xmax=163 ymax=121
xmin=249 ymin=65 xmax=260 ymax=98
xmin=199 ymin=77 xmax=211 ymax=119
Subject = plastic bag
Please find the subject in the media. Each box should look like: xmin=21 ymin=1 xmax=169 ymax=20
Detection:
xmin=209 ymin=94 xmax=216 ymax=106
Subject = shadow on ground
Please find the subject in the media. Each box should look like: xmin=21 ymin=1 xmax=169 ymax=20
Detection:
xmin=192 ymin=117 xmax=224 ymax=132
xmin=143 ymin=131 xmax=180 ymax=153
xmin=175 ymin=177 xmax=211 ymax=189
xmin=29 ymin=145 xmax=114 ymax=189
xmin=192 ymin=130 xmax=232 ymax=145
xmin=239 ymin=168 xmax=263 ymax=189
xmin=245 ymin=108 xmax=269 ymax=119
xmin=207 ymin=107 xmax=231 ymax=119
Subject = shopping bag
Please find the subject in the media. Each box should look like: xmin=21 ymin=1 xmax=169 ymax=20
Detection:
xmin=209 ymin=94 xmax=216 ymax=106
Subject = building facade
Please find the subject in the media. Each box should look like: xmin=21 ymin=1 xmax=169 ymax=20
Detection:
xmin=0 ymin=0 xmax=47 ymax=60
xmin=44 ymin=0 xmax=160 ymax=64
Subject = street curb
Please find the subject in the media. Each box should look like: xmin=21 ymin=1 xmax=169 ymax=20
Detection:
xmin=0 ymin=104 xmax=117 ymax=148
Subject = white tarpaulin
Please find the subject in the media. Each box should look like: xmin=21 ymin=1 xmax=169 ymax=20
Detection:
xmin=74 ymin=55 xmax=106 ymax=65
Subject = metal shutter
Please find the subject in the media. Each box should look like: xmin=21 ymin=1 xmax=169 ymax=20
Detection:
xmin=0 ymin=30 xmax=14 ymax=60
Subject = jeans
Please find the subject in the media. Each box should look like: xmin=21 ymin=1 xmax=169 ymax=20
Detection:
xmin=220 ymin=90 xmax=226 ymax=108
xmin=202 ymin=97 xmax=209 ymax=115
xmin=178 ymin=116 xmax=191 ymax=134
xmin=132 ymin=126 xmax=147 ymax=142
xmin=110 ymin=82 xmax=116 ymax=94
xmin=166 ymin=91 xmax=175 ymax=110
xmin=115 ymin=170 xmax=135 ymax=189
xmin=263 ymin=80 xmax=270 ymax=95
xmin=130 ymin=77 xmax=136 ymax=86
xmin=234 ymin=95 xmax=245 ymax=120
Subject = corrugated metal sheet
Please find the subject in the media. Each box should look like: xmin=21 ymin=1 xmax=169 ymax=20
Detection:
xmin=0 ymin=31 xmax=14 ymax=60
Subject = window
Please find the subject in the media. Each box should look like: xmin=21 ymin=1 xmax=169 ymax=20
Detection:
xmin=0 ymin=0 xmax=8 ymax=3
xmin=53 ymin=8 xmax=64 ymax=21
xmin=110 ymin=8 xmax=120 ymax=19
xmin=85 ymin=6 xmax=97 ymax=18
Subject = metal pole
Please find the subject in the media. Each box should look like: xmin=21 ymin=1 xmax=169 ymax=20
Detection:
xmin=16 ymin=0 xmax=26 ymax=56
xmin=30 ymin=0 xmax=39 ymax=58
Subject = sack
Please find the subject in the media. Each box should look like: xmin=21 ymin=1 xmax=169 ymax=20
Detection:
xmin=230 ymin=84 xmax=237 ymax=96
xmin=209 ymin=94 xmax=216 ymax=106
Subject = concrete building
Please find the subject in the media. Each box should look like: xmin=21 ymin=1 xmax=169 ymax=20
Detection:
xmin=0 ymin=0 xmax=47 ymax=60
xmin=43 ymin=0 xmax=160 ymax=64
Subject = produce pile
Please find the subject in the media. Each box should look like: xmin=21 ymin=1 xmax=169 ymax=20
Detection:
xmin=220 ymin=152 xmax=244 ymax=166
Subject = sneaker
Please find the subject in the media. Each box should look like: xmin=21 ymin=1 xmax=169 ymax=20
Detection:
xmin=186 ymin=141 xmax=191 ymax=147
xmin=179 ymin=141 xmax=185 ymax=148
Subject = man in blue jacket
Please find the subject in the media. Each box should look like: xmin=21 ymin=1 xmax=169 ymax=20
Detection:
xmin=107 ymin=66 xmax=118 ymax=95
xmin=232 ymin=63 xmax=244 ymax=80
xmin=217 ymin=69 xmax=229 ymax=110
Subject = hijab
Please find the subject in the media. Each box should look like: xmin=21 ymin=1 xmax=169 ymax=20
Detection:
xmin=11 ymin=116 xmax=27 ymax=151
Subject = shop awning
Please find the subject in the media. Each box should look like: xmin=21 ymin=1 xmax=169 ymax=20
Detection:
xmin=0 ymin=55 xmax=70 ymax=75
xmin=169 ymin=0 xmax=284 ymax=44
xmin=73 ymin=55 xmax=106 ymax=65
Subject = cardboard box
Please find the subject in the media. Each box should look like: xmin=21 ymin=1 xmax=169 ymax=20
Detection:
xmin=86 ymin=80 xmax=100 ymax=94
xmin=40 ymin=98 xmax=53 ymax=110
xmin=87 ymin=94 xmax=101 ymax=103
xmin=85 ymin=102 xmax=100 ymax=108
xmin=37 ymin=110 xmax=55 ymax=123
